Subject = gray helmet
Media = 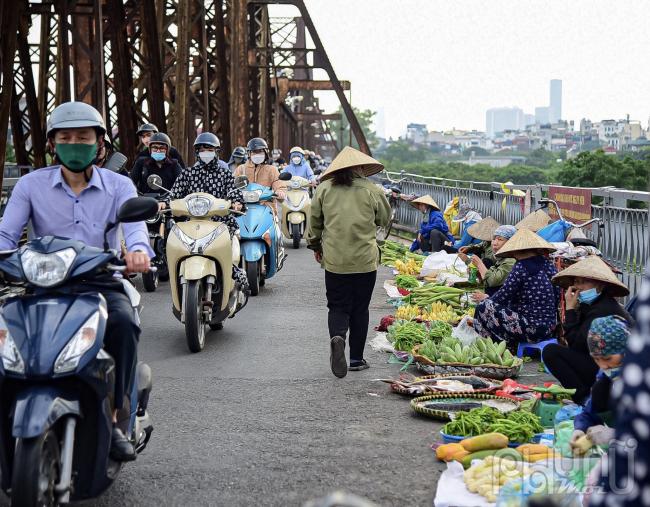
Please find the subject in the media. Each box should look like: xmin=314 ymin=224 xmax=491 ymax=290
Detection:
xmin=194 ymin=132 xmax=220 ymax=149
xmin=232 ymin=146 xmax=247 ymax=158
xmin=246 ymin=137 xmax=268 ymax=152
xmin=149 ymin=132 xmax=171 ymax=149
xmin=46 ymin=102 xmax=106 ymax=138
xmin=137 ymin=123 xmax=159 ymax=136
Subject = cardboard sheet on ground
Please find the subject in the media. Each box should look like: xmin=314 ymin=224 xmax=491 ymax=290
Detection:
xmin=434 ymin=461 xmax=494 ymax=507
xmin=383 ymin=280 xmax=403 ymax=299
xmin=421 ymin=252 xmax=468 ymax=277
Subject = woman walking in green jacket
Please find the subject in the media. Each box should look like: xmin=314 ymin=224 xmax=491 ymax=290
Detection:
xmin=307 ymin=147 xmax=391 ymax=378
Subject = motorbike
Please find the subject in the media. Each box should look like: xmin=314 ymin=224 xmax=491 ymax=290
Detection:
xmin=140 ymin=191 xmax=170 ymax=292
xmin=148 ymin=175 xmax=249 ymax=353
xmin=280 ymin=175 xmax=312 ymax=249
xmin=0 ymin=196 xmax=157 ymax=506
xmin=237 ymin=173 xmax=291 ymax=296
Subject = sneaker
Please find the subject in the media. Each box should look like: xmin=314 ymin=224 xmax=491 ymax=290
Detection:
xmin=349 ymin=359 xmax=369 ymax=371
xmin=329 ymin=336 xmax=347 ymax=378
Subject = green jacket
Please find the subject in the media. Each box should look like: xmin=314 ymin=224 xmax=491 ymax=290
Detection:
xmin=465 ymin=241 xmax=496 ymax=263
xmin=307 ymin=176 xmax=391 ymax=274
xmin=484 ymin=256 xmax=516 ymax=288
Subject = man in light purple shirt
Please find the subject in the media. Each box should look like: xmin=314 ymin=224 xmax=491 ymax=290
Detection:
xmin=0 ymin=102 xmax=152 ymax=461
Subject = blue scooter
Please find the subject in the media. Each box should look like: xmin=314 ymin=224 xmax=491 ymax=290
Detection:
xmin=236 ymin=173 xmax=291 ymax=295
xmin=0 ymin=197 xmax=157 ymax=505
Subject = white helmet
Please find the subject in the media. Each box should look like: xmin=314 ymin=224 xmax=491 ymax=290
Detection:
xmin=290 ymin=146 xmax=305 ymax=156
xmin=46 ymin=102 xmax=106 ymax=138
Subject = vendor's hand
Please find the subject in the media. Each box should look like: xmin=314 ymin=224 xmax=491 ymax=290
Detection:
xmin=470 ymin=255 xmax=485 ymax=269
xmin=459 ymin=246 xmax=470 ymax=254
xmin=232 ymin=201 xmax=243 ymax=211
xmin=565 ymin=286 xmax=580 ymax=310
xmin=466 ymin=317 xmax=474 ymax=328
xmin=587 ymin=425 xmax=615 ymax=446
xmin=124 ymin=251 xmax=151 ymax=274
xmin=158 ymin=202 xmax=167 ymax=211
xmin=458 ymin=253 xmax=469 ymax=263
xmin=471 ymin=291 xmax=488 ymax=303
xmin=275 ymin=190 xmax=286 ymax=200
xmin=569 ymin=429 xmax=585 ymax=454
xmin=313 ymin=251 xmax=323 ymax=263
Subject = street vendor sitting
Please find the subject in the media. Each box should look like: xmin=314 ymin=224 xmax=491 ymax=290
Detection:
xmin=452 ymin=201 xmax=483 ymax=250
xmin=569 ymin=315 xmax=630 ymax=455
xmin=458 ymin=216 xmax=501 ymax=265
xmin=542 ymin=256 xmax=633 ymax=404
xmin=470 ymin=228 xmax=559 ymax=346
xmin=468 ymin=225 xmax=517 ymax=297
xmin=409 ymin=195 xmax=454 ymax=254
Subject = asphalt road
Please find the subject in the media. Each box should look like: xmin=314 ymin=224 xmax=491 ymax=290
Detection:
xmin=84 ymin=243 xmax=443 ymax=507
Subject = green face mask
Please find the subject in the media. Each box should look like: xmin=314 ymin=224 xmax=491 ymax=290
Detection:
xmin=55 ymin=143 xmax=98 ymax=172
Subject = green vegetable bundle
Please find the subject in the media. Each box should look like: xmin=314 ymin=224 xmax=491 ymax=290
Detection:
xmin=387 ymin=320 xmax=429 ymax=351
xmin=380 ymin=240 xmax=425 ymax=267
xmin=443 ymin=407 xmax=544 ymax=443
xmin=404 ymin=284 xmax=467 ymax=308
xmin=395 ymin=274 xmax=419 ymax=289
xmin=416 ymin=335 xmax=518 ymax=367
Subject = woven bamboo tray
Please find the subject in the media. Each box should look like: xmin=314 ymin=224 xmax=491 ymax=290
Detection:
xmin=410 ymin=392 xmax=520 ymax=420
xmin=389 ymin=373 xmax=502 ymax=396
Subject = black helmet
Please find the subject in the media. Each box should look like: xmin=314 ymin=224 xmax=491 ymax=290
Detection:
xmin=137 ymin=123 xmax=159 ymax=136
xmin=232 ymin=146 xmax=247 ymax=158
xmin=149 ymin=132 xmax=171 ymax=149
xmin=194 ymin=132 xmax=221 ymax=149
xmin=246 ymin=137 xmax=268 ymax=152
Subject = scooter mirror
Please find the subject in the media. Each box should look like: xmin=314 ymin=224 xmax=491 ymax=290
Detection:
xmin=234 ymin=175 xmax=249 ymax=189
xmin=117 ymin=197 xmax=159 ymax=223
xmin=147 ymin=174 xmax=163 ymax=190
xmin=105 ymin=152 xmax=128 ymax=174
xmin=278 ymin=172 xmax=292 ymax=181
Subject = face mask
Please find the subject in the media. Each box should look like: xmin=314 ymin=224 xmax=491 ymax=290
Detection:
xmin=151 ymin=152 xmax=166 ymax=162
xmin=292 ymin=156 xmax=302 ymax=165
xmin=603 ymin=367 xmax=621 ymax=378
xmin=199 ymin=152 xmax=216 ymax=164
xmin=578 ymin=288 xmax=600 ymax=304
xmin=251 ymin=154 xmax=265 ymax=165
xmin=55 ymin=143 xmax=98 ymax=172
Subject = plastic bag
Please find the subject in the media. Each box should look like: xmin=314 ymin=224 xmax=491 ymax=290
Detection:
xmin=538 ymin=220 xmax=572 ymax=242
xmin=553 ymin=420 xmax=575 ymax=458
xmin=452 ymin=315 xmax=481 ymax=346
xmin=554 ymin=404 xmax=583 ymax=425
xmin=421 ymin=251 xmax=468 ymax=276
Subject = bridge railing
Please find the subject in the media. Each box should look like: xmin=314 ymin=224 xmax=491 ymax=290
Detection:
xmin=383 ymin=171 xmax=649 ymax=297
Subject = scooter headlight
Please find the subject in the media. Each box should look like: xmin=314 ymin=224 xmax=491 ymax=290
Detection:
xmin=54 ymin=310 xmax=103 ymax=374
xmin=0 ymin=315 xmax=24 ymax=374
xmin=243 ymin=190 xmax=262 ymax=203
xmin=286 ymin=194 xmax=306 ymax=211
xmin=172 ymin=226 xmax=225 ymax=254
xmin=186 ymin=196 xmax=212 ymax=217
xmin=21 ymin=247 xmax=76 ymax=287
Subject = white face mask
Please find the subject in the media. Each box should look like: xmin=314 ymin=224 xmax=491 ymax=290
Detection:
xmin=251 ymin=154 xmax=265 ymax=165
xmin=292 ymin=156 xmax=302 ymax=165
xmin=198 ymin=151 xmax=216 ymax=164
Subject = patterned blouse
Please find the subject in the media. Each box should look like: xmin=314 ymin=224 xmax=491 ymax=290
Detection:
xmin=491 ymin=256 xmax=559 ymax=329
xmin=168 ymin=159 xmax=245 ymax=236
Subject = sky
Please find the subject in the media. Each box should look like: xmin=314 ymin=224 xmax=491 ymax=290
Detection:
xmin=271 ymin=1 xmax=650 ymax=139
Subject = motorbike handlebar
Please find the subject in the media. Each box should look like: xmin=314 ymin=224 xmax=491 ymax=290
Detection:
xmin=107 ymin=264 xmax=157 ymax=273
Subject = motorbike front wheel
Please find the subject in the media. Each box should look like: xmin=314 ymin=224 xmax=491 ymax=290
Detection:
xmin=246 ymin=260 xmax=260 ymax=296
xmin=291 ymin=223 xmax=301 ymax=249
xmin=185 ymin=280 xmax=206 ymax=352
xmin=142 ymin=269 xmax=159 ymax=292
xmin=11 ymin=430 xmax=61 ymax=507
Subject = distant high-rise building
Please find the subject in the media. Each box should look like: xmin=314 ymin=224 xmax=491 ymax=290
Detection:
xmin=549 ymin=79 xmax=562 ymax=123
xmin=485 ymin=107 xmax=524 ymax=138
xmin=523 ymin=114 xmax=536 ymax=128
xmin=535 ymin=106 xmax=551 ymax=125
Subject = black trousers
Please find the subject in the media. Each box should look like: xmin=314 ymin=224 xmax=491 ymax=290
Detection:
xmin=102 ymin=290 xmax=140 ymax=410
xmin=542 ymin=344 xmax=599 ymax=404
xmin=325 ymin=270 xmax=377 ymax=361
xmin=422 ymin=230 xmax=457 ymax=254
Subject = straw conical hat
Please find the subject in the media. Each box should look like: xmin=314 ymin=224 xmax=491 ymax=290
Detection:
xmin=552 ymin=256 xmax=629 ymax=297
xmin=319 ymin=146 xmax=384 ymax=180
xmin=495 ymin=228 xmax=557 ymax=258
xmin=467 ymin=217 xmax=501 ymax=241
xmin=409 ymin=195 xmax=440 ymax=211
xmin=515 ymin=210 xmax=552 ymax=232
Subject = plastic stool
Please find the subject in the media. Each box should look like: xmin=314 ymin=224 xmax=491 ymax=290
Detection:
xmin=517 ymin=338 xmax=557 ymax=375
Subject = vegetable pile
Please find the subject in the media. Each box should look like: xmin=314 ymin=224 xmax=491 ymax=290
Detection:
xmin=442 ymin=407 xmax=544 ymax=443
xmin=464 ymin=455 xmax=533 ymax=503
xmin=395 ymin=302 xmax=458 ymax=323
xmin=416 ymin=336 xmax=519 ymax=367
xmin=380 ymin=240 xmax=426 ymax=268
xmin=395 ymin=274 xmax=419 ymax=290
xmin=387 ymin=320 xmax=454 ymax=351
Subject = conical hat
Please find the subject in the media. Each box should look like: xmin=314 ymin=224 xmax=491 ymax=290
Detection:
xmin=552 ymin=256 xmax=629 ymax=297
xmin=319 ymin=146 xmax=384 ymax=181
xmin=409 ymin=195 xmax=440 ymax=211
xmin=495 ymin=228 xmax=557 ymax=258
xmin=515 ymin=210 xmax=552 ymax=232
xmin=467 ymin=217 xmax=500 ymax=241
